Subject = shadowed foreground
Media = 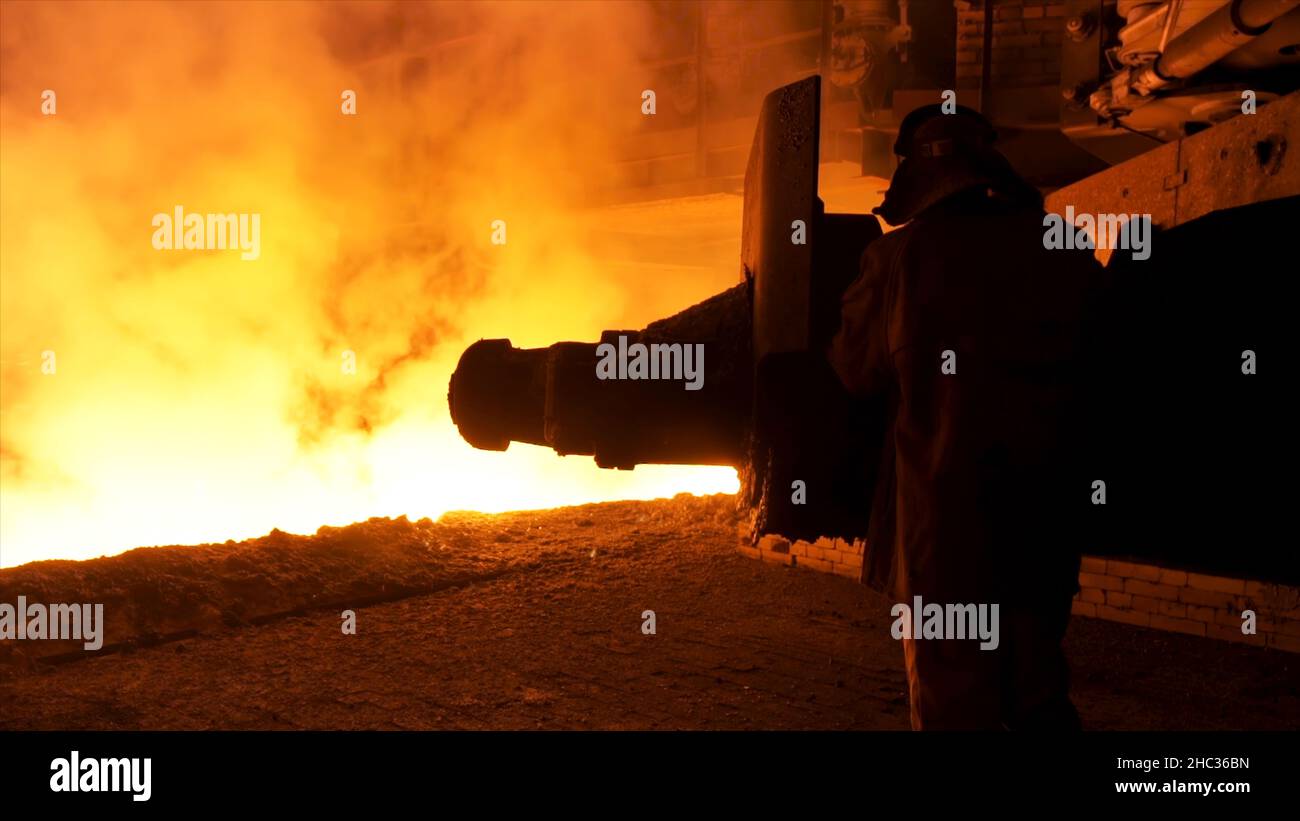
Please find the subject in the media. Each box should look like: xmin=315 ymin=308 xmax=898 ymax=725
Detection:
xmin=1 ymin=494 xmax=1296 ymax=730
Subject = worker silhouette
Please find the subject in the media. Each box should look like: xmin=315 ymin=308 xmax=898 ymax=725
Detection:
xmin=828 ymin=104 xmax=1108 ymax=730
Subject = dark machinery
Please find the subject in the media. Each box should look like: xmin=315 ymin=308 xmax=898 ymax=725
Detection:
xmin=451 ymin=1 xmax=1300 ymax=582
xmin=450 ymin=76 xmax=885 ymax=546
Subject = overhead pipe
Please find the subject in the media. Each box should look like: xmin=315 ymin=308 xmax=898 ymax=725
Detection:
xmin=1157 ymin=0 xmax=1186 ymax=52
xmin=1131 ymin=0 xmax=1300 ymax=93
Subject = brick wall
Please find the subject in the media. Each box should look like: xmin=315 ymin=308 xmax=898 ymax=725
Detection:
xmin=741 ymin=532 xmax=865 ymax=581
xmin=737 ymin=534 xmax=1300 ymax=653
xmin=1072 ymin=558 xmax=1300 ymax=653
xmin=956 ymin=0 xmax=1065 ymax=90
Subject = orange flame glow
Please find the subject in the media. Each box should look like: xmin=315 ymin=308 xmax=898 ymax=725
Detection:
xmin=0 ymin=1 xmax=742 ymax=567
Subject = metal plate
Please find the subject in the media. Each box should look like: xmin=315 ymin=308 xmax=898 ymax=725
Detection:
xmin=743 ymin=75 xmax=821 ymax=360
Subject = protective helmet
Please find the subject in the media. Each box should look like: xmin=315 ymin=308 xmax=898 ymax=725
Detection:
xmin=875 ymin=103 xmax=1039 ymax=225
xmin=893 ymin=103 xmax=997 ymax=159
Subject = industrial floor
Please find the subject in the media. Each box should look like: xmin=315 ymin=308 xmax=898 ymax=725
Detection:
xmin=1 ymin=494 xmax=1296 ymax=730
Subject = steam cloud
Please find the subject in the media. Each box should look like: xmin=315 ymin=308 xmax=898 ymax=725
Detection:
xmin=0 ymin=0 xmax=739 ymax=567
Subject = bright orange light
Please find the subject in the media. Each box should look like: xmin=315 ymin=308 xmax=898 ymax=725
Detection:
xmin=0 ymin=1 xmax=740 ymax=568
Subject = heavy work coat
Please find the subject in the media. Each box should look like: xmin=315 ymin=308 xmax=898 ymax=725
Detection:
xmin=828 ymin=189 xmax=1108 ymax=607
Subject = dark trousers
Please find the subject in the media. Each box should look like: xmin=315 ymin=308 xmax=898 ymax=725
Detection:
xmin=901 ymin=597 xmax=1080 ymax=730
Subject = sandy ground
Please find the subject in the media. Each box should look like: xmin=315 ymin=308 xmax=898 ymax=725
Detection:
xmin=1 ymin=494 xmax=1297 ymax=730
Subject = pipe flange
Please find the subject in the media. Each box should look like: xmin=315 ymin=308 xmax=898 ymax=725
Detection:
xmin=1230 ymin=0 xmax=1274 ymax=36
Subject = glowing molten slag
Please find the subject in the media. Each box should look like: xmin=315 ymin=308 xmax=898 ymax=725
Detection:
xmin=0 ymin=395 xmax=739 ymax=568
xmin=0 ymin=1 xmax=740 ymax=568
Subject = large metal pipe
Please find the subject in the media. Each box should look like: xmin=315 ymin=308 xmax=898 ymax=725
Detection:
xmin=448 ymin=284 xmax=753 ymax=470
xmin=1132 ymin=0 xmax=1300 ymax=91
xmin=449 ymin=77 xmax=884 ymax=545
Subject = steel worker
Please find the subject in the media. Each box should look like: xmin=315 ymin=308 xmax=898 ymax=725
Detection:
xmin=828 ymin=103 xmax=1110 ymax=730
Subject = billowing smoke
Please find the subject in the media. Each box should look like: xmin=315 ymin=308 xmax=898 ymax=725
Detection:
xmin=0 ymin=0 xmax=739 ymax=567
